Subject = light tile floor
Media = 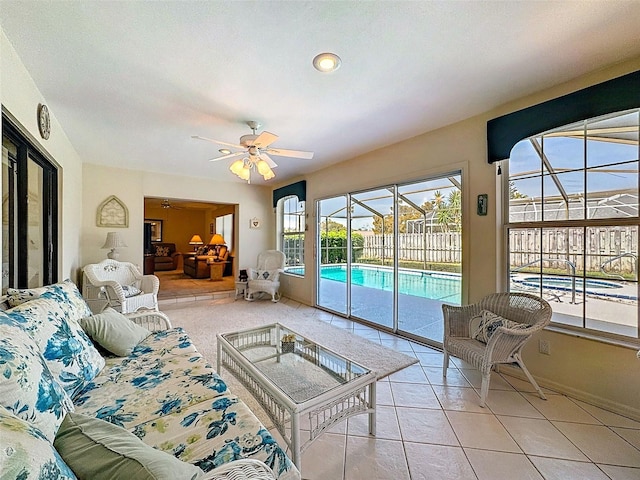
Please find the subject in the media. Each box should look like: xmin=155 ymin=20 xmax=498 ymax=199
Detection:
xmin=275 ymin=298 xmax=640 ymax=480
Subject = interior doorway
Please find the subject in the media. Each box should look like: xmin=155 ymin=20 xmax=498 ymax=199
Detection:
xmin=144 ymin=197 xmax=238 ymax=299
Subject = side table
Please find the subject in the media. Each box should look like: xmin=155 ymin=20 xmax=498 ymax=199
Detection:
xmin=208 ymin=261 xmax=225 ymax=281
xmin=235 ymin=281 xmax=248 ymax=300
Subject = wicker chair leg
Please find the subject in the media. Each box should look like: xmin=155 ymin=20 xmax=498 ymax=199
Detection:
xmin=480 ymin=371 xmax=491 ymax=407
xmin=515 ymin=353 xmax=547 ymax=401
xmin=442 ymin=350 xmax=449 ymax=378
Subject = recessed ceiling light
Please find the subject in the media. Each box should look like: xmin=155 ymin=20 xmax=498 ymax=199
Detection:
xmin=313 ymin=52 xmax=341 ymax=73
xmin=219 ymin=149 xmax=231 ymax=155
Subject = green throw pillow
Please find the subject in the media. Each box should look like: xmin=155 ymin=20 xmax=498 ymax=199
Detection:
xmin=80 ymin=308 xmax=151 ymax=356
xmin=53 ymin=413 xmax=203 ymax=480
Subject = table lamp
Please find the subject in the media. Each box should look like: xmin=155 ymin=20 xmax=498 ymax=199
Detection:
xmin=189 ymin=234 xmax=203 ymax=253
xmin=208 ymin=234 xmax=226 ymax=260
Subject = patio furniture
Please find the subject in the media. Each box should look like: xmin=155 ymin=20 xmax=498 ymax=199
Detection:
xmin=442 ymin=292 xmax=552 ymax=407
xmin=82 ymin=259 xmax=159 ymax=314
xmin=246 ymin=250 xmax=285 ymax=302
xmin=204 ymin=459 xmax=277 ymax=480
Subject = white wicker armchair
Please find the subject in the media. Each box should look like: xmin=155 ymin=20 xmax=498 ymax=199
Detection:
xmin=82 ymin=259 xmax=159 ymax=314
xmin=246 ymin=250 xmax=286 ymax=303
xmin=201 ymin=459 xmax=277 ymax=480
xmin=442 ymin=292 xmax=552 ymax=407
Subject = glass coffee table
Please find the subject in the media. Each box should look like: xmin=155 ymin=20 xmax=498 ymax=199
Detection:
xmin=217 ymin=323 xmax=376 ymax=468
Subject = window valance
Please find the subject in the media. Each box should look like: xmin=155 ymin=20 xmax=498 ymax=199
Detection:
xmin=487 ymin=70 xmax=640 ymax=164
xmin=272 ymin=180 xmax=306 ymax=207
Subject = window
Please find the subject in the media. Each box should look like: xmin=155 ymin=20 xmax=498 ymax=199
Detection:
xmin=2 ymin=115 xmax=58 ymax=291
xmin=279 ymin=195 xmax=305 ymax=274
xmin=507 ymin=109 xmax=639 ymax=340
xmin=215 ymin=213 xmax=233 ymax=250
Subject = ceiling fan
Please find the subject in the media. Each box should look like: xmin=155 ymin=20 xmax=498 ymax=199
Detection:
xmin=160 ymin=198 xmax=182 ymax=210
xmin=192 ymin=121 xmax=314 ymax=182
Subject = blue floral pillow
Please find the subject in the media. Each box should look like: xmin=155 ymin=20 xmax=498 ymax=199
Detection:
xmin=0 ymin=315 xmax=74 ymax=442
xmin=6 ymin=294 xmax=105 ymax=400
xmin=0 ymin=405 xmax=77 ymax=480
xmin=7 ymin=280 xmax=92 ymax=323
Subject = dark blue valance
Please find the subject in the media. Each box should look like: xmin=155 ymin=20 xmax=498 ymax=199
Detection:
xmin=273 ymin=180 xmax=306 ymax=207
xmin=487 ymin=70 xmax=640 ymax=164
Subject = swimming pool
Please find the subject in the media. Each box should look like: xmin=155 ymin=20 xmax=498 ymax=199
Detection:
xmin=289 ymin=264 xmax=462 ymax=302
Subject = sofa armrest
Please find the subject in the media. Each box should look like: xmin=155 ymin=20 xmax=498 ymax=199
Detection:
xmin=125 ymin=310 xmax=172 ymax=331
xmin=200 ymin=459 xmax=277 ymax=480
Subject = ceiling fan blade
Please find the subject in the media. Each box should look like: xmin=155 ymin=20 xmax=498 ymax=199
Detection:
xmin=259 ymin=153 xmax=278 ymax=168
xmin=208 ymin=151 xmax=245 ymax=162
xmin=191 ymin=135 xmax=244 ymax=149
xmin=254 ymin=131 xmax=278 ymax=148
xmin=266 ymin=147 xmax=314 ymax=159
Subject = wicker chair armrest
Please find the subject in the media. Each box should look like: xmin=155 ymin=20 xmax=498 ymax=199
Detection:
xmin=124 ymin=310 xmax=172 ymax=331
xmin=139 ymin=274 xmax=160 ymax=295
xmin=442 ymin=303 xmax=482 ymax=337
xmin=484 ymin=325 xmax=540 ymax=363
xmin=200 ymin=459 xmax=277 ymax=480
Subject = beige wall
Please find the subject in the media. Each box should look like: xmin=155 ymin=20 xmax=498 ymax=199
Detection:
xmin=3 ymin=23 xmax=639 ymax=419
xmin=278 ymin=57 xmax=640 ymax=419
xmin=145 ymin=206 xmax=207 ymax=254
xmin=81 ymin=166 xmax=273 ymax=275
xmin=1 ymin=30 xmax=85 ymax=282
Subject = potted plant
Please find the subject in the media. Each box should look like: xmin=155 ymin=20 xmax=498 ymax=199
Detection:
xmin=281 ymin=333 xmax=296 ymax=353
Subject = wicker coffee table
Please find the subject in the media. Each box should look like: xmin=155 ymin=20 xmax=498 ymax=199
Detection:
xmin=217 ymin=323 xmax=376 ymax=468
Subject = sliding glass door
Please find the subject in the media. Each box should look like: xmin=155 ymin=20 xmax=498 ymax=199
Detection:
xmin=350 ymin=188 xmax=395 ymax=329
xmin=316 ymin=173 xmax=462 ymax=346
xmin=317 ymin=196 xmax=348 ymax=315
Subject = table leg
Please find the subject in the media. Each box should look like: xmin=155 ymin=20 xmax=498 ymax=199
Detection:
xmin=291 ymin=411 xmax=301 ymax=468
xmin=369 ymin=381 xmax=376 ymax=436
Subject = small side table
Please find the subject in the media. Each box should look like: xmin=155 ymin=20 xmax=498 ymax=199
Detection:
xmin=209 ymin=262 xmax=225 ymax=281
xmin=235 ymin=281 xmax=248 ymax=300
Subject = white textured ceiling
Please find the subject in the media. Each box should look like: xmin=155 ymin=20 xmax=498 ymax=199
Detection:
xmin=2 ymin=1 xmax=640 ymax=185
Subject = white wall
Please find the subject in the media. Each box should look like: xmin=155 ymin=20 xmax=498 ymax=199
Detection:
xmin=1 ymin=29 xmax=85 ymax=282
xmin=81 ymin=165 xmax=274 ymax=274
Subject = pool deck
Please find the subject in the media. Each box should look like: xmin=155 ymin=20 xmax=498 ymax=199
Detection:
xmin=318 ymin=276 xmax=638 ymax=342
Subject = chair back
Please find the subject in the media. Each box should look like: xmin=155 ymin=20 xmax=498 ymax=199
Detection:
xmin=84 ymin=259 xmax=142 ymax=287
xmin=479 ymin=292 xmax=552 ymax=330
xmin=256 ymin=250 xmax=285 ymax=271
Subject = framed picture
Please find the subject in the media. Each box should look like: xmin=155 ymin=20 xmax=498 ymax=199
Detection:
xmin=145 ymin=219 xmax=163 ymax=242
xmin=250 ymin=217 xmax=260 ymax=229
xmin=210 ymin=222 xmax=214 ymax=235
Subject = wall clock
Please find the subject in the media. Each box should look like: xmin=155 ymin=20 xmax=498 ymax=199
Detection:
xmin=37 ymin=104 xmax=51 ymax=140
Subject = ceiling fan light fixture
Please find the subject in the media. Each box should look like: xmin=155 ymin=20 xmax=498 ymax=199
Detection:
xmin=313 ymin=52 xmax=341 ymax=73
xmin=229 ymin=159 xmax=244 ymax=175
xmin=255 ymin=159 xmax=272 ymax=176
xmin=219 ymin=148 xmax=231 ymax=155
xmin=262 ymin=170 xmax=275 ymax=181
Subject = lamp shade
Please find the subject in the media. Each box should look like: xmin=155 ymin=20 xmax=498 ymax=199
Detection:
xmin=189 ymin=235 xmax=203 ymax=245
xmin=101 ymin=232 xmax=127 ymax=259
xmin=102 ymin=232 xmax=127 ymax=249
xmin=209 ymin=234 xmax=225 ymax=245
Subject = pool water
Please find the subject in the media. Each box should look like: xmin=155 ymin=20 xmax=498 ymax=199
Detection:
xmin=521 ymin=276 xmax=622 ymax=290
xmin=318 ymin=265 xmax=461 ymax=302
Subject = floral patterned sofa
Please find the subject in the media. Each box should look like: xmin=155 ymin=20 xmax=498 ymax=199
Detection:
xmin=0 ymin=280 xmax=299 ymax=480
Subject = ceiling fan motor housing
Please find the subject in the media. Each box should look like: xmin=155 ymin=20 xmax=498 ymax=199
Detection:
xmin=240 ymin=134 xmax=259 ymax=147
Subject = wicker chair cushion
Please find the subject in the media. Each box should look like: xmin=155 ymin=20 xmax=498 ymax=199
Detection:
xmin=471 ymin=310 xmax=528 ymax=344
xmin=254 ymin=270 xmax=279 ymax=281
xmin=121 ymin=285 xmax=142 ymax=298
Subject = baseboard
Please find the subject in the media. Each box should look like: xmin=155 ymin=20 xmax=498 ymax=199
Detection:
xmin=501 ymin=365 xmax=640 ymax=422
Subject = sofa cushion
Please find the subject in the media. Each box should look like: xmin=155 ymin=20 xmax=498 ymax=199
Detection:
xmin=0 ymin=315 xmax=74 ymax=442
xmin=54 ymin=412 xmax=203 ymax=480
xmin=6 ymin=284 xmax=51 ymax=307
xmin=131 ymin=396 xmax=296 ymax=478
xmin=155 ymin=245 xmax=171 ymax=257
xmin=0 ymin=405 xmax=77 ymax=480
xmin=74 ymin=352 xmax=228 ymax=430
xmin=80 ymin=308 xmax=151 ymax=356
xmin=7 ymin=295 xmax=106 ymax=399
xmin=254 ymin=270 xmax=279 ymax=282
